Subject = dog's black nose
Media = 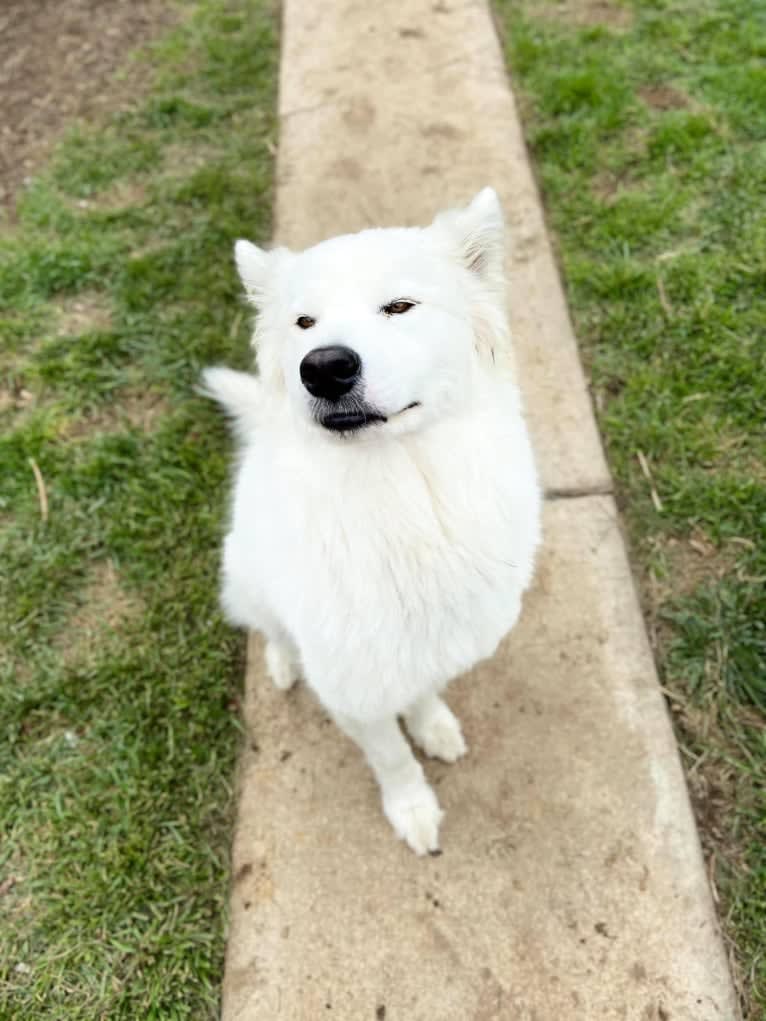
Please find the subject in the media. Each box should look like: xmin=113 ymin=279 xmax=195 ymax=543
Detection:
xmin=300 ymin=345 xmax=361 ymax=401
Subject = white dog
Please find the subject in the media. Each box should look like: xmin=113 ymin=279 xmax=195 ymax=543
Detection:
xmin=203 ymin=188 xmax=541 ymax=855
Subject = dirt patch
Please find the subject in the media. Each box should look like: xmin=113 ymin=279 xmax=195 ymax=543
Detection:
xmin=641 ymin=528 xmax=741 ymax=655
xmin=591 ymin=128 xmax=650 ymax=203
xmin=75 ymin=179 xmax=150 ymax=213
xmin=0 ymin=853 xmax=33 ymax=930
xmin=0 ymin=384 xmax=35 ymax=416
xmin=55 ymin=560 xmax=143 ymax=666
xmin=591 ymin=170 xmax=625 ymax=203
xmin=532 ymin=0 xmax=633 ymax=30
xmin=55 ymin=291 xmax=114 ymax=336
xmin=60 ymin=389 xmax=170 ymax=440
xmin=650 ymin=529 xmax=742 ymax=602
xmin=0 ymin=0 xmax=176 ymax=213
xmin=638 ymin=84 xmax=691 ymax=111
xmin=161 ymin=142 xmax=222 ymax=180
xmin=685 ymin=741 xmax=744 ymax=857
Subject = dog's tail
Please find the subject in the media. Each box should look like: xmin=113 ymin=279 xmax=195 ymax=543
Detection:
xmin=199 ymin=366 xmax=263 ymax=438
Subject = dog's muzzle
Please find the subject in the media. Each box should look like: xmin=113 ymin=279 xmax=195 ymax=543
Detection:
xmin=300 ymin=344 xmax=386 ymax=433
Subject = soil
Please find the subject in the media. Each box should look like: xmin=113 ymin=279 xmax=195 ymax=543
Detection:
xmin=54 ymin=560 xmax=143 ymax=666
xmin=529 ymin=0 xmax=633 ymax=30
xmin=54 ymin=291 xmax=113 ymax=335
xmin=0 ymin=0 xmax=175 ymax=212
xmin=638 ymin=84 xmax=691 ymax=111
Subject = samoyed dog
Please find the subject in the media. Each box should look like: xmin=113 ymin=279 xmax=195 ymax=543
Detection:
xmin=203 ymin=188 xmax=541 ymax=855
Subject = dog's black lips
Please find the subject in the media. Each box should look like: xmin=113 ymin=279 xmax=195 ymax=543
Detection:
xmin=316 ymin=400 xmax=420 ymax=433
xmin=322 ymin=410 xmax=387 ymax=432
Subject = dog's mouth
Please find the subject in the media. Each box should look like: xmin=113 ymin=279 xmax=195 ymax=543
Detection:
xmin=321 ymin=409 xmax=387 ymax=432
xmin=316 ymin=401 xmax=420 ymax=434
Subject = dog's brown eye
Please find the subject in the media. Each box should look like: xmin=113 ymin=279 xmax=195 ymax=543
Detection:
xmin=382 ymin=300 xmax=416 ymax=316
xmin=296 ymin=315 xmax=316 ymax=330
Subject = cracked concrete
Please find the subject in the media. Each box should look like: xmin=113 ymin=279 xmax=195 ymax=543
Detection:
xmin=221 ymin=1 xmax=739 ymax=1018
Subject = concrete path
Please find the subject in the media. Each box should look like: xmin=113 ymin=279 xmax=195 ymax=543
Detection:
xmin=221 ymin=2 xmax=738 ymax=1018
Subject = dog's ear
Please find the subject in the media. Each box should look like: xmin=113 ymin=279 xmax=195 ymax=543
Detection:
xmin=234 ymin=239 xmax=270 ymax=304
xmin=432 ymin=187 xmax=505 ymax=288
xmin=235 ymin=240 xmax=292 ymax=306
xmin=433 ymin=188 xmax=514 ymax=373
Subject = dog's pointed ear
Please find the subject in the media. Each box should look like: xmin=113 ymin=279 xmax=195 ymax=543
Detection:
xmin=234 ymin=239 xmax=270 ymax=303
xmin=235 ymin=240 xmax=293 ymax=306
xmin=433 ymin=187 xmax=505 ymax=285
xmin=433 ymin=189 xmax=513 ymax=371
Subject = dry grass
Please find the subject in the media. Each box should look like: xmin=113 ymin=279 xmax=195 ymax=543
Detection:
xmin=52 ymin=561 xmax=143 ymax=668
xmin=54 ymin=291 xmax=113 ymax=336
xmin=528 ymin=0 xmax=633 ymax=30
xmin=58 ymin=389 xmax=170 ymax=440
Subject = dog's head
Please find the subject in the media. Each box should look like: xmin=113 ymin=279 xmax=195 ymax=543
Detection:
xmin=236 ymin=188 xmax=509 ymax=437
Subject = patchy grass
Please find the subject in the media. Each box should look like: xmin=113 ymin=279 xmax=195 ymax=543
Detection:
xmin=493 ymin=0 xmax=765 ymax=1013
xmin=0 ymin=1 xmax=277 ymax=1017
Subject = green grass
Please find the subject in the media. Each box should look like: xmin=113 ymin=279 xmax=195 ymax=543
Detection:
xmin=493 ymin=0 xmax=765 ymax=1014
xmin=0 ymin=1 xmax=277 ymax=1016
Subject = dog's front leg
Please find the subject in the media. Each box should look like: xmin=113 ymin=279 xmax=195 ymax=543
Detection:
xmin=264 ymin=638 xmax=301 ymax=691
xmin=404 ymin=692 xmax=467 ymax=763
xmin=333 ymin=714 xmax=443 ymax=856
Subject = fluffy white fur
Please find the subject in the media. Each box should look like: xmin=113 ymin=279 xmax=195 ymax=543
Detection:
xmin=203 ymin=188 xmax=541 ymax=855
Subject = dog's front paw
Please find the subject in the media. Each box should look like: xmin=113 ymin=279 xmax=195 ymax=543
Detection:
xmin=264 ymin=641 xmax=299 ymax=691
xmin=406 ymin=699 xmax=468 ymax=764
xmin=383 ymin=782 xmax=444 ymax=856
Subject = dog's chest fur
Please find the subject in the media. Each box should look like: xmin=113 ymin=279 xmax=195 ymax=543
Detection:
xmin=229 ymin=388 xmax=540 ymax=721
